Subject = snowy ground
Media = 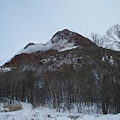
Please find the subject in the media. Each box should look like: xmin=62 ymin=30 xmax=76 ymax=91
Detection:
xmin=0 ymin=102 xmax=120 ymax=120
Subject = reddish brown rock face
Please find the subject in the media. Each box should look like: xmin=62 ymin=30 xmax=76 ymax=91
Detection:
xmin=3 ymin=53 xmax=40 ymax=67
xmin=3 ymin=50 xmax=58 ymax=67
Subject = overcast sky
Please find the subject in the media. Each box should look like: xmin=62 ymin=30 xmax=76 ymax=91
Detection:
xmin=0 ymin=0 xmax=120 ymax=66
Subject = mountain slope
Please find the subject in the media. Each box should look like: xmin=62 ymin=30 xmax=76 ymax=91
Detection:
xmin=1 ymin=29 xmax=120 ymax=114
xmin=3 ymin=29 xmax=97 ymax=67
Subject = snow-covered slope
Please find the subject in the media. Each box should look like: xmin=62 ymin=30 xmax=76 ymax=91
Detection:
xmin=18 ymin=39 xmax=75 ymax=54
xmin=0 ymin=111 xmax=120 ymax=120
xmin=17 ymin=29 xmax=96 ymax=54
xmin=17 ymin=29 xmax=76 ymax=54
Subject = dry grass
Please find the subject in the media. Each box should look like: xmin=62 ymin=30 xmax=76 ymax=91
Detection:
xmin=4 ymin=103 xmax=23 ymax=112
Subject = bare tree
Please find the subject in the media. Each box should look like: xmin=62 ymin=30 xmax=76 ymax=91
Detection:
xmin=106 ymin=24 xmax=120 ymax=48
xmin=91 ymin=24 xmax=120 ymax=49
xmin=91 ymin=33 xmax=104 ymax=47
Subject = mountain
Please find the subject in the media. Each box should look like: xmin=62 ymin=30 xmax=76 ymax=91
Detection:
xmin=0 ymin=29 xmax=120 ymax=114
xmin=3 ymin=29 xmax=97 ymax=67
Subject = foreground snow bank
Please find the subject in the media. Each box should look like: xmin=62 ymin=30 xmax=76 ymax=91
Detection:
xmin=0 ymin=103 xmax=120 ymax=120
xmin=0 ymin=110 xmax=120 ymax=120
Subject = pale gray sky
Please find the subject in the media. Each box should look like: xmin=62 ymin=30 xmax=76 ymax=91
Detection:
xmin=0 ymin=0 xmax=120 ymax=65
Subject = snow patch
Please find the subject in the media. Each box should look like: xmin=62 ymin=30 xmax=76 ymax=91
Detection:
xmin=0 ymin=67 xmax=11 ymax=72
xmin=59 ymin=46 xmax=78 ymax=52
xmin=18 ymin=37 xmax=75 ymax=54
xmin=21 ymin=102 xmax=33 ymax=110
xmin=109 ymin=56 xmax=114 ymax=65
xmin=17 ymin=43 xmax=52 ymax=54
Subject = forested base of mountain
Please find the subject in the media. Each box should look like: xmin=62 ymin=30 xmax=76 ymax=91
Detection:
xmin=0 ymin=48 xmax=120 ymax=114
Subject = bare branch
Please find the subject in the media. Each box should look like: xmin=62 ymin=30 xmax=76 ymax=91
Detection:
xmin=106 ymin=24 xmax=120 ymax=44
xmin=91 ymin=33 xmax=104 ymax=47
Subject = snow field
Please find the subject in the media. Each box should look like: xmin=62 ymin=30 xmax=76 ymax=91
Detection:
xmin=0 ymin=102 xmax=120 ymax=120
xmin=0 ymin=110 xmax=120 ymax=120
